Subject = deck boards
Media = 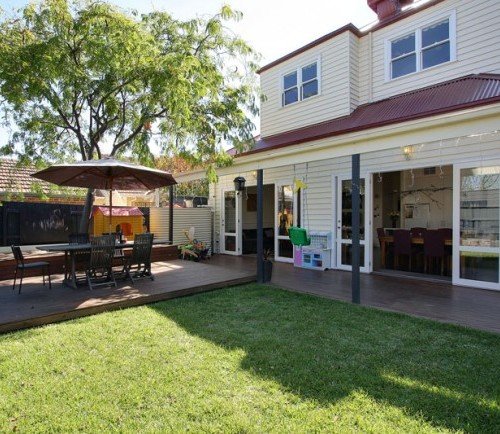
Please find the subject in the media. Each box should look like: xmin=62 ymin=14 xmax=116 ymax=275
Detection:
xmin=1 ymin=254 xmax=499 ymax=334
xmin=0 ymin=256 xmax=255 ymax=334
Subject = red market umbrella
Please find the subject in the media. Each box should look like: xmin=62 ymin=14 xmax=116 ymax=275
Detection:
xmin=32 ymin=157 xmax=177 ymax=232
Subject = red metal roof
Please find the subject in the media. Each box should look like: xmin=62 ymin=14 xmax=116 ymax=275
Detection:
xmin=93 ymin=206 xmax=144 ymax=217
xmin=232 ymin=74 xmax=500 ymax=157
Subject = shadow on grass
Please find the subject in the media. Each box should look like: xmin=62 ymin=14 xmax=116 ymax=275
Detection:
xmin=149 ymin=284 xmax=500 ymax=433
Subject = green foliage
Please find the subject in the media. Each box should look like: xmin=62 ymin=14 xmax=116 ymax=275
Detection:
xmin=0 ymin=0 xmax=259 ymax=173
xmin=29 ymin=181 xmax=50 ymax=201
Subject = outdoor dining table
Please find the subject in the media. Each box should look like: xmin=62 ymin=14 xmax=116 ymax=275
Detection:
xmin=36 ymin=239 xmax=169 ymax=289
xmin=379 ymin=235 xmax=452 ymax=269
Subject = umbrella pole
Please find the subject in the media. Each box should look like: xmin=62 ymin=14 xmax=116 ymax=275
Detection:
xmin=109 ymin=178 xmax=113 ymax=234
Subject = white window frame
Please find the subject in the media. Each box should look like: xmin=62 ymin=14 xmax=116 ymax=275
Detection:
xmin=280 ymin=57 xmax=321 ymax=107
xmin=385 ymin=11 xmax=456 ymax=81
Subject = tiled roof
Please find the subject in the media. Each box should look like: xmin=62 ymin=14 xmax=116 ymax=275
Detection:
xmin=0 ymin=159 xmax=54 ymax=195
xmin=231 ymin=74 xmax=500 ymax=157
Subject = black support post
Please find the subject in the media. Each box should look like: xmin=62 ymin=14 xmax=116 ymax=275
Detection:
xmin=256 ymin=169 xmax=264 ymax=283
xmin=351 ymin=153 xmax=361 ymax=304
xmin=169 ymin=185 xmax=174 ymax=245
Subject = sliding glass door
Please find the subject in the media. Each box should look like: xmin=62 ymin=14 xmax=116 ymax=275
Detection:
xmin=453 ymin=164 xmax=500 ymax=290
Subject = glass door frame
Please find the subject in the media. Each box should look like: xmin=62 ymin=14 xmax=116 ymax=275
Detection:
xmin=275 ymin=181 xmax=298 ymax=263
xmin=335 ymin=173 xmax=372 ymax=272
xmin=220 ymin=187 xmax=242 ymax=256
xmin=452 ymin=161 xmax=500 ymax=290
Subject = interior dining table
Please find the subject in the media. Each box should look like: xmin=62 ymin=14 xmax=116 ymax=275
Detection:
xmin=379 ymin=235 xmax=452 ymax=269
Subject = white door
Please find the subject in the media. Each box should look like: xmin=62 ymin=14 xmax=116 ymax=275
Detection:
xmin=336 ymin=175 xmax=370 ymax=272
xmin=221 ymin=188 xmax=242 ymax=255
xmin=453 ymin=163 xmax=500 ymax=290
xmin=275 ymin=183 xmax=297 ymax=263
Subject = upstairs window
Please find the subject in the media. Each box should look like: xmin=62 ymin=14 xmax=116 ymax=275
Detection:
xmin=283 ymin=71 xmax=298 ymax=106
xmin=388 ymin=13 xmax=455 ymax=80
xmin=391 ymin=33 xmax=417 ymax=79
xmin=282 ymin=60 xmax=319 ymax=106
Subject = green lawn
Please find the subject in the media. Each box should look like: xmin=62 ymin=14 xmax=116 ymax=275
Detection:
xmin=0 ymin=285 xmax=499 ymax=433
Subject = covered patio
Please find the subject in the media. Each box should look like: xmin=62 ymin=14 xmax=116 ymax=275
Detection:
xmin=1 ymin=254 xmax=499 ymax=334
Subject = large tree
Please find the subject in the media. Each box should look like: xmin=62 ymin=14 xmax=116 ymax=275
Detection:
xmin=0 ymin=0 xmax=258 ymax=228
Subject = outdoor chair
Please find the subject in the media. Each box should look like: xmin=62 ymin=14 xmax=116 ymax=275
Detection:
xmin=424 ymin=230 xmax=446 ymax=275
xmin=11 ymin=245 xmax=52 ymax=294
xmin=85 ymin=235 xmax=117 ymax=290
xmin=122 ymin=233 xmax=155 ymax=284
xmin=438 ymin=228 xmax=453 ymax=274
xmin=103 ymin=232 xmax=125 ymax=264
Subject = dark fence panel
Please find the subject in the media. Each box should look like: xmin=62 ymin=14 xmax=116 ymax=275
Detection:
xmin=1 ymin=201 xmax=84 ymax=246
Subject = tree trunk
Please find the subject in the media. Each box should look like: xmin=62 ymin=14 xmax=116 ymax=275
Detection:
xmin=78 ymin=188 xmax=94 ymax=233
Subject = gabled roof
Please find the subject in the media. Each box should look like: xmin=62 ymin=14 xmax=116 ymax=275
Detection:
xmin=232 ymin=74 xmax=500 ymax=157
xmin=257 ymin=0 xmax=446 ymax=74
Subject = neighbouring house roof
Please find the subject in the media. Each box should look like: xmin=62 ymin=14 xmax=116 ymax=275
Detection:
xmin=0 ymin=158 xmax=53 ymax=195
xmin=231 ymin=74 xmax=500 ymax=157
xmin=93 ymin=206 xmax=144 ymax=217
xmin=257 ymin=0 xmax=446 ymax=73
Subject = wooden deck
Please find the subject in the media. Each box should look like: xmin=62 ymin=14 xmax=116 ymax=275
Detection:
xmin=1 ymin=254 xmax=499 ymax=335
xmin=0 ymin=255 xmax=255 ymax=334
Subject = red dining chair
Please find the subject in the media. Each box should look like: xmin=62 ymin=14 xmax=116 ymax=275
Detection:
xmin=424 ymin=230 xmax=446 ymax=275
xmin=438 ymin=228 xmax=453 ymax=275
xmin=393 ymin=229 xmax=412 ymax=271
xmin=410 ymin=227 xmax=427 ymax=238
xmin=377 ymin=228 xmax=393 ymax=269
xmin=410 ymin=227 xmax=427 ymax=272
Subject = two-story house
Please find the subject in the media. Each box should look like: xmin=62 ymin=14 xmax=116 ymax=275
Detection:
xmin=177 ymin=0 xmax=500 ymax=291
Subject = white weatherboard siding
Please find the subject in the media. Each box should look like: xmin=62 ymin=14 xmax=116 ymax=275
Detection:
xmin=363 ymin=0 xmax=500 ymax=103
xmin=150 ymin=207 xmax=213 ymax=250
xmin=211 ymin=121 xmax=500 ymax=257
xmin=260 ymin=32 xmax=352 ymax=137
xmin=259 ymin=0 xmax=500 ymax=123
xmin=349 ymin=32 xmax=360 ymax=112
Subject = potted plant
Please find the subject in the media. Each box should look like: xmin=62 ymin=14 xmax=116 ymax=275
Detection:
xmin=263 ymin=248 xmax=273 ymax=282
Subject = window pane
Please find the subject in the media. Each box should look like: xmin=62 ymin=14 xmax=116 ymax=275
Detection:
xmin=302 ymin=63 xmax=317 ymax=82
xmin=460 ymin=167 xmax=500 ymax=247
xmin=341 ymin=244 xmax=365 ymax=267
xmin=278 ymin=239 xmax=293 ymax=259
xmin=422 ymin=42 xmax=450 ymax=69
xmin=302 ymin=80 xmax=318 ymax=99
xmin=224 ymin=191 xmax=236 ymax=233
xmin=283 ymin=72 xmax=297 ymax=90
xmin=391 ymin=53 xmax=416 ymax=78
xmin=460 ymin=252 xmax=499 ymax=283
xmin=341 ymin=179 xmax=365 ymax=241
xmin=422 ymin=20 xmax=449 ymax=47
xmin=283 ymin=88 xmax=298 ymax=105
xmin=224 ymin=235 xmax=236 ymax=252
xmin=391 ymin=34 xmax=415 ymax=59
xmin=278 ymin=185 xmax=293 ymax=236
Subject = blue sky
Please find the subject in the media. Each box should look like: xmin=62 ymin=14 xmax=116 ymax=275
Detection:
xmin=0 ymin=0 xmax=377 ymax=150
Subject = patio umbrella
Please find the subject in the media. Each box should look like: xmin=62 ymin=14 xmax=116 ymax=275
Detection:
xmin=31 ymin=157 xmax=177 ymax=232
